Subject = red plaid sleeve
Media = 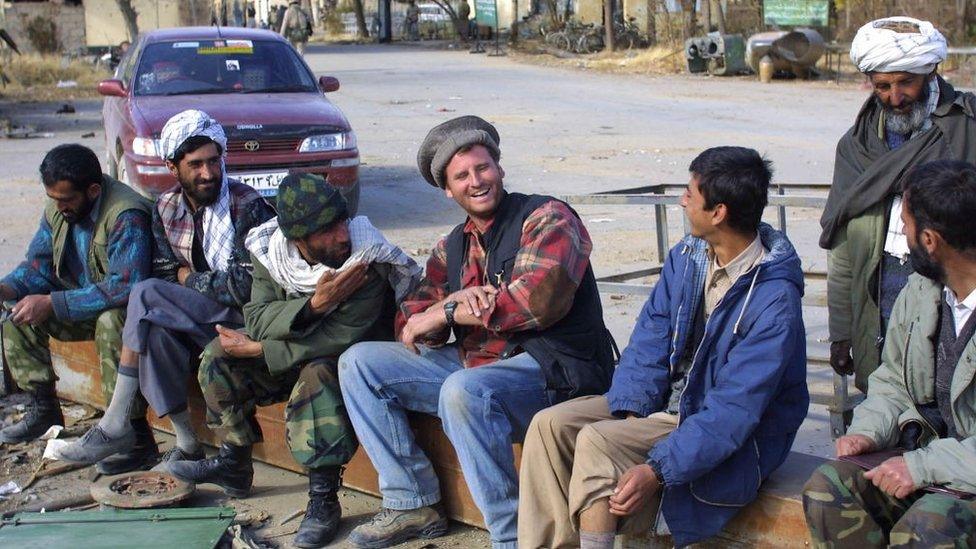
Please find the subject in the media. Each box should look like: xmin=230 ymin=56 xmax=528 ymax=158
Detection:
xmin=486 ymin=201 xmax=592 ymax=333
xmin=395 ymin=236 xmax=450 ymax=341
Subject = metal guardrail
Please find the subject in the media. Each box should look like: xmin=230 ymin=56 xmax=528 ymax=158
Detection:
xmin=563 ymin=183 xmax=858 ymax=438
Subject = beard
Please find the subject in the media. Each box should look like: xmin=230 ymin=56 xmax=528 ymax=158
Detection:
xmin=908 ymin=243 xmax=945 ymax=283
xmin=306 ymin=242 xmax=350 ymax=269
xmin=883 ymin=87 xmax=930 ymax=136
xmin=180 ymin=175 xmax=222 ymax=208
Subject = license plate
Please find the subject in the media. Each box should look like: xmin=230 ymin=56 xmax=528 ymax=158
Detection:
xmin=232 ymin=171 xmax=288 ymax=197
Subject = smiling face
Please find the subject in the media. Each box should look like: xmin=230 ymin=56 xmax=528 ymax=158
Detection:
xmin=167 ymin=142 xmax=223 ymax=210
xmin=443 ymin=144 xmax=505 ymax=224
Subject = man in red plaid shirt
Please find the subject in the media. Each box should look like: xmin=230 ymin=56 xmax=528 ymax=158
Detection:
xmin=338 ymin=115 xmax=615 ymax=549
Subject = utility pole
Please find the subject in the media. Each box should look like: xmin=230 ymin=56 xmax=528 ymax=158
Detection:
xmin=603 ymin=0 xmax=615 ymax=51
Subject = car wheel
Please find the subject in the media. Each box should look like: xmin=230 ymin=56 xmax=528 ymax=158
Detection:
xmin=339 ymin=179 xmax=361 ymax=217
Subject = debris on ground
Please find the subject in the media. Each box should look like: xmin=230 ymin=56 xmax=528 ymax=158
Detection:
xmin=0 ymin=480 xmax=21 ymax=497
xmin=55 ymin=103 xmax=75 ymax=114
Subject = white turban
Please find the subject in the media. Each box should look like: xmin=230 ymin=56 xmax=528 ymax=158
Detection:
xmin=850 ymin=17 xmax=947 ymax=74
xmin=158 ymin=109 xmax=228 ymax=160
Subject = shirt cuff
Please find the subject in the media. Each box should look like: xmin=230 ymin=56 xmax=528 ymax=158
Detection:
xmin=50 ymin=291 xmax=71 ymax=321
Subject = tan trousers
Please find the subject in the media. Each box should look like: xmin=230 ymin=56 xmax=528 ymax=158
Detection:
xmin=518 ymin=395 xmax=678 ymax=549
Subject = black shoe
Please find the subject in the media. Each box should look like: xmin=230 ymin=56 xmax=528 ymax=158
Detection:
xmin=96 ymin=417 xmax=160 ymax=475
xmin=167 ymin=442 xmax=253 ymax=498
xmin=152 ymin=445 xmax=206 ymax=474
xmin=294 ymin=467 xmax=343 ymax=548
xmin=0 ymin=384 xmax=63 ymax=444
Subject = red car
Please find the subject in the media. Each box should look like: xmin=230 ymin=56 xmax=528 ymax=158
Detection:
xmin=99 ymin=26 xmax=360 ymax=211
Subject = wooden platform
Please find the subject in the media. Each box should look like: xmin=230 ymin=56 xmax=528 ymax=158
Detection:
xmin=47 ymin=339 xmax=818 ymax=544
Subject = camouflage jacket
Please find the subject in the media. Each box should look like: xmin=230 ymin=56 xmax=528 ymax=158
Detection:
xmin=849 ymin=273 xmax=976 ymax=494
xmin=243 ymin=254 xmax=395 ymax=375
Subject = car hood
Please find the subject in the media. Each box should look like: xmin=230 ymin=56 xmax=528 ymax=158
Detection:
xmin=131 ymin=92 xmax=350 ymax=135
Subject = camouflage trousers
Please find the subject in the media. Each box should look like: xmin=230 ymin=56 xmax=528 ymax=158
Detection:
xmin=803 ymin=460 xmax=976 ymax=548
xmin=2 ymin=309 xmax=146 ymax=417
xmin=198 ymin=341 xmax=358 ymax=469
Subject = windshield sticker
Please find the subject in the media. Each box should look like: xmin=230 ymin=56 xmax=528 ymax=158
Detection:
xmin=226 ymin=60 xmax=240 ymax=71
xmin=172 ymin=42 xmax=199 ymax=48
xmin=198 ymin=40 xmax=254 ymax=55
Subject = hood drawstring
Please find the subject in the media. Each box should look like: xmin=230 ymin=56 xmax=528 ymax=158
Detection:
xmin=733 ymin=266 xmax=762 ymax=336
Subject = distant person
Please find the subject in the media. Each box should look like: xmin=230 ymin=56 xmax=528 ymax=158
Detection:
xmin=0 ymin=145 xmax=153 ymax=473
xmin=821 ymin=17 xmax=976 ymax=393
xmin=456 ymin=0 xmax=471 ymax=41
xmin=804 ymin=160 xmax=976 ymax=546
xmin=518 ymin=147 xmax=809 ymax=548
xmin=109 ymin=40 xmax=130 ymax=71
xmin=405 ymin=0 xmax=420 ymax=41
xmin=280 ymin=0 xmax=313 ymax=55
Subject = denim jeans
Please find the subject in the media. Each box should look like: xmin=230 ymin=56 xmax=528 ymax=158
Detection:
xmin=338 ymin=341 xmax=552 ymax=548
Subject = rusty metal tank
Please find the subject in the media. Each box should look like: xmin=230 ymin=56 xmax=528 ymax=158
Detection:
xmin=746 ymin=28 xmax=825 ymax=78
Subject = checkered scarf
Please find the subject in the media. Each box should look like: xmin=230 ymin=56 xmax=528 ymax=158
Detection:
xmin=157 ymin=109 xmax=235 ymax=270
xmin=245 ymin=216 xmax=422 ymax=301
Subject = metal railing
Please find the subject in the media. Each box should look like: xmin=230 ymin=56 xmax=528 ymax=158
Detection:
xmin=562 ymin=183 xmax=861 ymax=438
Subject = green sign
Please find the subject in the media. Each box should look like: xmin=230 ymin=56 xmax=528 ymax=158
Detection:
xmin=475 ymin=0 xmax=497 ymax=27
xmin=763 ymin=0 xmax=829 ymax=27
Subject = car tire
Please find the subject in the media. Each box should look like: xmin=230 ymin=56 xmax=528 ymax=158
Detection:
xmin=339 ymin=180 xmax=361 ymax=217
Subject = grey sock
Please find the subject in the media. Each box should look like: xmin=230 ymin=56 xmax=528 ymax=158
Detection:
xmin=98 ymin=366 xmax=139 ymax=437
xmin=168 ymin=409 xmax=200 ymax=453
xmin=579 ymin=530 xmax=615 ymax=549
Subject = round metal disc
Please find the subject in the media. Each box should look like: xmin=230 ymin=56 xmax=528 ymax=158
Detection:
xmin=91 ymin=471 xmax=194 ymax=508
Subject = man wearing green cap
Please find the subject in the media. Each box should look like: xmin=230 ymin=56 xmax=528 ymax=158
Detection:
xmin=338 ymin=115 xmax=614 ymax=548
xmin=169 ymin=173 xmax=420 ymax=549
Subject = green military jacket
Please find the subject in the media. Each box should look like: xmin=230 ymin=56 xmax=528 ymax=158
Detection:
xmin=848 ymin=274 xmax=976 ymax=494
xmin=45 ymin=174 xmax=151 ymax=283
xmin=243 ymin=254 xmax=396 ymax=375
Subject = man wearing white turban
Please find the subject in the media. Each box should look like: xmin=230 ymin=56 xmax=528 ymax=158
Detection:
xmin=820 ymin=17 xmax=976 ymax=392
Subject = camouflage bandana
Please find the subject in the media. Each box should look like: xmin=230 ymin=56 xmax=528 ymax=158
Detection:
xmin=275 ymin=173 xmax=347 ymax=239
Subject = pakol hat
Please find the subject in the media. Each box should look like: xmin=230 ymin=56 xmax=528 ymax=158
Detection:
xmin=417 ymin=115 xmax=500 ymax=188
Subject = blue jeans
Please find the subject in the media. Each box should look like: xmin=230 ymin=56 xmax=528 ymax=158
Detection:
xmin=338 ymin=342 xmax=552 ymax=548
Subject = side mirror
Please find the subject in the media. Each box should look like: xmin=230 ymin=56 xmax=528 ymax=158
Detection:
xmin=318 ymin=75 xmax=340 ymax=93
xmin=97 ymin=79 xmax=127 ymax=97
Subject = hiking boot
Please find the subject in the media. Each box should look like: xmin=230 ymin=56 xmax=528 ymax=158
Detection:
xmin=346 ymin=503 xmax=448 ymax=548
xmin=151 ymin=445 xmax=206 ymax=474
xmin=167 ymin=442 xmax=253 ymax=498
xmin=0 ymin=384 xmax=64 ymax=444
xmin=96 ymin=417 xmax=160 ymax=475
xmin=57 ymin=425 xmax=135 ymax=464
xmin=293 ymin=466 xmax=343 ymax=548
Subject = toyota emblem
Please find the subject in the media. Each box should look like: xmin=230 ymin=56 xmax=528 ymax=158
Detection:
xmin=244 ymin=140 xmax=260 ymax=152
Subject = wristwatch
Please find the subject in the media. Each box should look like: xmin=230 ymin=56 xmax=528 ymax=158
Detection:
xmin=443 ymin=300 xmax=459 ymax=327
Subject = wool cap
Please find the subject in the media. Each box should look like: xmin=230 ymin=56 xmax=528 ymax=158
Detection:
xmin=275 ymin=173 xmax=347 ymax=239
xmin=417 ymin=115 xmax=500 ymax=188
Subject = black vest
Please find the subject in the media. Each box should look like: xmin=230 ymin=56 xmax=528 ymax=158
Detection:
xmin=446 ymin=192 xmax=615 ymax=402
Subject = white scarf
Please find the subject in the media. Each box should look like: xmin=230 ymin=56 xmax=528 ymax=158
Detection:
xmin=246 ymin=216 xmax=422 ymax=301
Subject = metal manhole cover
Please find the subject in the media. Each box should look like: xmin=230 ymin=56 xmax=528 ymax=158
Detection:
xmin=91 ymin=471 xmax=194 ymax=509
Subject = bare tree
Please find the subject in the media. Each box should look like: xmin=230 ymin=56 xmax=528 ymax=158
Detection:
xmin=116 ymin=0 xmax=139 ymax=41
xmin=678 ymin=0 xmax=696 ymax=40
xmin=352 ymin=0 xmax=369 ymax=37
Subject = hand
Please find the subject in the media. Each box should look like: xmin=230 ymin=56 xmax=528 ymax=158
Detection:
xmin=215 ymin=324 xmax=263 ymax=358
xmin=864 ymin=456 xmax=917 ymax=499
xmin=309 ymin=262 xmax=369 ymax=314
xmin=10 ymin=295 xmax=53 ymax=326
xmin=177 ymin=266 xmax=192 ymax=285
xmin=835 ymin=434 xmax=875 ymax=457
xmin=609 ymin=464 xmax=659 ymax=516
xmin=400 ymin=309 xmax=447 ymax=354
xmin=830 ymin=340 xmax=854 ymax=376
xmin=447 ymin=285 xmax=499 ymax=319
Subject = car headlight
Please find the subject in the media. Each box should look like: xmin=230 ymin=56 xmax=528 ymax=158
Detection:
xmin=132 ymin=137 xmax=160 ymax=157
xmin=298 ymin=131 xmax=357 ymax=153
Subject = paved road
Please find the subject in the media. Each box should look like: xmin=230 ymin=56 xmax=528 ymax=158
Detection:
xmin=0 ymin=43 xmax=875 ymax=461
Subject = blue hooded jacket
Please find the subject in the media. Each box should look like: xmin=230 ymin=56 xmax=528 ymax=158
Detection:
xmin=604 ymin=223 xmax=809 ymax=546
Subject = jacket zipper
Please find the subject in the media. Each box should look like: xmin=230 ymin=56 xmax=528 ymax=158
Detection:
xmin=901 ymin=321 xmax=940 ymax=438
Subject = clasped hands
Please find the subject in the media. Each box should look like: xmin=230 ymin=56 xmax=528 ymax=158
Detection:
xmin=400 ymin=285 xmax=499 ymax=353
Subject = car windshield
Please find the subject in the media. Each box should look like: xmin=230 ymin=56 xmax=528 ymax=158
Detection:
xmin=133 ymin=39 xmax=317 ymax=96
